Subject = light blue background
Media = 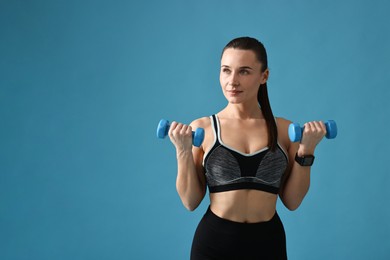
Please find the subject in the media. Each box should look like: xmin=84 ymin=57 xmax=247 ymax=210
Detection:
xmin=1 ymin=0 xmax=389 ymax=259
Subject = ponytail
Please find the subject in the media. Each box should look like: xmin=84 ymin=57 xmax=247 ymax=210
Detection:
xmin=258 ymin=83 xmax=278 ymax=151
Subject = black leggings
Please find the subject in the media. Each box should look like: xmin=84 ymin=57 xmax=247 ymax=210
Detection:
xmin=191 ymin=206 xmax=287 ymax=260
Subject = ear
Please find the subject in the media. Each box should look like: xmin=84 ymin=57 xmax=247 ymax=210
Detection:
xmin=260 ymin=69 xmax=269 ymax=84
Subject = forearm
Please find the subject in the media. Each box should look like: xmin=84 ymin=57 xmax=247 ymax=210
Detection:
xmin=281 ymin=163 xmax=311 ymax=210
xmin=175 ymin=150 xmax=205 ymax=211
xmin=281 ymin=145 xmax=314 ymax=210
xmin=279 ymin=119 xmax=326 ymax=211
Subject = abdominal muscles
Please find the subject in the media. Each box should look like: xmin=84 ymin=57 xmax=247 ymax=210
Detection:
xmin=209 ymin=189 xmax=278 ymax=223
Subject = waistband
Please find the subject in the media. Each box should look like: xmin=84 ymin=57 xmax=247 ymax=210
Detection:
xmin=203 ymin=206 xmax=282 ymax=234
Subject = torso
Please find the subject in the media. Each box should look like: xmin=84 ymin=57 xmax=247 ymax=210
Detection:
xmin=199 ymin=112 xmax=291 ymax=223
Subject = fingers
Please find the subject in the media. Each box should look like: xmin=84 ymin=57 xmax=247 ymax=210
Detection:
xmin=168 ymin=122 xmax=193 ymax=152
xmin=303 ymin=121 xmax=326 ymax=138
xmin=298 ymin=121 xmax=326 ymax=155
xmin=169 ymin=121 xmax=193 ymax=137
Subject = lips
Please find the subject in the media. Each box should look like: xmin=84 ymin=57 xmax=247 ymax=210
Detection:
xmin=227 ymin=90 xmax=243 ymax=95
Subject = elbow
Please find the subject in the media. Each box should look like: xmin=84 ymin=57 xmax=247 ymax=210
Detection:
xmin=280 ymin=186 xmax=309 ymax=211
xmin=285 ymin=202 xmax=301 ymax=211
xmin=185 ymin=205 xmax=197 ymax=212
xmin=183 ymin=201 xmax=199 ymax=212
xmin=176 ymin=185 xmax=205 ymax=212
xmin=176 ymin=189 xmax=200 ymax=212
xmin=281 ymin=195 xmax=303 ymax=211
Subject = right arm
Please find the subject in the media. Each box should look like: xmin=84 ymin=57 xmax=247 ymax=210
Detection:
xmin=169 ymin=120 xmax=207 ymax=211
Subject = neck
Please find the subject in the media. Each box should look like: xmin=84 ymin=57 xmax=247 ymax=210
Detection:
xmin=221 ymin=100 xmax=263 ymax=120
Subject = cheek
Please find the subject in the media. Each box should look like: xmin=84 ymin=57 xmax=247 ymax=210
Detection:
xmin=219 ymin=74 xmax=227 ymax=86
xmin=249 ymin=75 xmax=262 ymax=86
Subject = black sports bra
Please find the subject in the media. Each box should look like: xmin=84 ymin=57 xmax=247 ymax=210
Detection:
xmin=203 ymin=115 xmax=289 ymax=194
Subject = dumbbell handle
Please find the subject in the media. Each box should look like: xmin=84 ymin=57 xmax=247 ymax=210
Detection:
xmin=156 ymin=119 xmax=205 ymax=147
xmin=288 ymin=120 xmax=337 ymax=142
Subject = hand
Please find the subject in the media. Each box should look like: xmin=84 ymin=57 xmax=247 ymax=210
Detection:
xmin=298 ymin=121 xmax=326 ymax=156
xmin=168 ymin=121 xmax=194 ymax=155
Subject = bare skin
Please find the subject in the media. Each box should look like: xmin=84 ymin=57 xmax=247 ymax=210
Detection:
xmin=169 ymin=48 xmax=326 ymax=223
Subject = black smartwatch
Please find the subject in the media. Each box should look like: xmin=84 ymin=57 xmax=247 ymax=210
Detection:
xmin=295 ymin=153 xmax=315 ymax=166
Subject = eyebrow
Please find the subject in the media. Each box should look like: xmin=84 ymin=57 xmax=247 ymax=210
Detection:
xmin=221 ymin=65 xmax=254 ymax=70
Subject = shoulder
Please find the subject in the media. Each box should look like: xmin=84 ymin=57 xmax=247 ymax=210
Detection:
xmin=190 ymin=116 xmax=214 ymax=152
xmin=275 ymin=117 xmax=294 ymax=151
xmin=190 ymin=116 xmax=212 ymax=129
xmin=275 ymin=117 xmax=292 ymax=130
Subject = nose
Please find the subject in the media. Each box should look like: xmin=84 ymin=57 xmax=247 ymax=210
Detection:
xmin=229 ymin=72 xmax=239 ymax=87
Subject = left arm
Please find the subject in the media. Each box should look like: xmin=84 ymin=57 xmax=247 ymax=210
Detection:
xmin=278 ymin=119 xmax=326 ymax=211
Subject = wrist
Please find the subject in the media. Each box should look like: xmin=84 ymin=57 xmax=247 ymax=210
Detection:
xmin=297 ymin=145 xmax=315 ymax=157
xmin=176 ymin=149 xmax=192 ymax=159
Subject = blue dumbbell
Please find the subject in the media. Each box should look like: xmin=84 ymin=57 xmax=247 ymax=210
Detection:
xmin=156 ymin=119 xmax=205 ymax=147
xmin=288 ymin=120 xmax=337 ymax=142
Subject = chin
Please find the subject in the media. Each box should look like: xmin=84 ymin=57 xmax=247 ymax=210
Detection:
xmin=224 ymin=94 xmax=246 ymax=104
xmin=228 ymin=99 xmax=243 ymax=104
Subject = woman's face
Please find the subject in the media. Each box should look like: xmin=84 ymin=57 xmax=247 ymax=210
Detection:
xmin=220 ymin=48 xmax=268 ymax=104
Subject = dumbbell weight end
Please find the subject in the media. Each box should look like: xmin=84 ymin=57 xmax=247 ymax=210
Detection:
xmin=157 ymin=119 xmax=205 ymax=147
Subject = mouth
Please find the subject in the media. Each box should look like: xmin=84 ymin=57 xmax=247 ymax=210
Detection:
xmin=227 ymin=90 xmax=243 ymax=96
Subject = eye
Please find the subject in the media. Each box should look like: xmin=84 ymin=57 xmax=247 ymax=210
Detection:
xmin=239 ymin=70 xmax=249 ymax=75
xmin=222 ymin=68 xmax=231 ymax=74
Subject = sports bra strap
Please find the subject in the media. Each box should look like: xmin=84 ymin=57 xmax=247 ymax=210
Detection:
xmin=211 ymin=114 xmax=218 ymax=137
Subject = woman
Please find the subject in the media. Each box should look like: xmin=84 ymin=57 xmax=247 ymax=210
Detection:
xmin=168 ymin=37 xmax=326 ymax=259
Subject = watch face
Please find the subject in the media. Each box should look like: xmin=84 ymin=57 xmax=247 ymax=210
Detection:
xmin=303 ymin=156 xmax=314 ymax=166
xmin=296 ymin=154 xmax=315 ymax=166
